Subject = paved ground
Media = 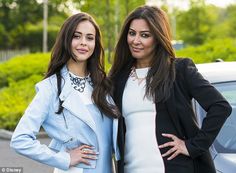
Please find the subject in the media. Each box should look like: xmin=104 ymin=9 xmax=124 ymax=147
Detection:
xmin=0 ymin=137 xmax=53 ymax=173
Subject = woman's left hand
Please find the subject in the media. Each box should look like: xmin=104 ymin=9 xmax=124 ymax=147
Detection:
xmin=159 ymin=133 xmax=189 ymax=160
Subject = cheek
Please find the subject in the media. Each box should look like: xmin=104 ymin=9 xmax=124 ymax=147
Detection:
xmin=127 ymin=35 xmax=132 ymax=45
xmin=89 ymin=42 xmax=96 ymax=53
xmin=71 ymin=39 xmax=77 ymax=48
xmin=145 ymin=39 xmax=155 ymax=49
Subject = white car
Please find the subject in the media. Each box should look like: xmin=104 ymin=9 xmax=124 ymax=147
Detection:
xmin=194 ymin=61 xmax=236 ymax=173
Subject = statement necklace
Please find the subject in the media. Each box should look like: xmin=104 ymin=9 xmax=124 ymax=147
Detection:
xmin=130 ymin=66 xmax=146 ymax=85
xmin=69 ymin=72 xmax=93 ymax=92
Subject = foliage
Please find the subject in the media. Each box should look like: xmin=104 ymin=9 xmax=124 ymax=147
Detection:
xmin=0 ymin=75 xmax=42 ymax=130
xmin=0 ymin=0 xmax=68 ymax=50
xmin=9 ymin=22 xmax=61 ymax=52
xmin=80 ymin=0 xmax=145 ymax=62
xmin=176 ymin=1 xmax=214 ymax=45
xmin=0 ymin=24 xmax=9 ymax=48
xmin=176 ymin=38 xmax=236 ymax=63
xmin=0 ymin=53 xmax=50 ymax=88
xmin=0 ymin=53 xmax=49 ymax=130
xmin=226 ymin=5 xmax=236 ymax=38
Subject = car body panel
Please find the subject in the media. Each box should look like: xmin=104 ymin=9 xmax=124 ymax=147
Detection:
xmin=194 ymin=61 xmax=236 ymax=173
xmin=196 ymin=62 xmax=236 ymax=83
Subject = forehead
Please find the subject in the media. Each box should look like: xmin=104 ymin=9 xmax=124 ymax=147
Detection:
xmin=129 ymin=19 xmax=150 ymax=31
xmin=75 ymin=20 xmax=96 ymax=35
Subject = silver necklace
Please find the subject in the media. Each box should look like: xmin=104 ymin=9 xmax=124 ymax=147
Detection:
xmin=130 ymin=66 xmax=146 ymax=85
xmin=69 ymin=72 xmax=93 ymax=92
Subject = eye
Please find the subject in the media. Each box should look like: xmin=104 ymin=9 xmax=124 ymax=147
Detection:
xmin=73 ymin=33 xmax=81 ymax=39
xmin=86 ymin=35 xmax=95 ymax=41
xmin=128 ymin=30 xmax=136 ymax=36
xmin=141 ymin=33 xmax=151 ymax=38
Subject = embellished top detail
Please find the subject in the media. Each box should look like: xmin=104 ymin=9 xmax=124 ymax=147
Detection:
xmin=69 ymin=72 xmax=93 ymax=92
xmin=130 ymin=66 xmax=149 ymax=85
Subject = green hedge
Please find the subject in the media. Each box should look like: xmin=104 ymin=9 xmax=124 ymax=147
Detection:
xmin=176 ymin=38 xmax=236 ymax=63
xmin=0 ymin=53 xmax=50 ymax=88
xmin=0 ymin=75 xmax=43 ymax=130
xmin=0 ymin=53 xmax=49 ymax=130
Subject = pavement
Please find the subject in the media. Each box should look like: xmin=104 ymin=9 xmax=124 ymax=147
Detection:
xmin=0 ymin=129 xmax=53 ymax=173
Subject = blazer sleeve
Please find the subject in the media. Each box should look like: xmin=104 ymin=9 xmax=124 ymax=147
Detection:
xmin=182 ymin=58 xmax=232 ymax=159
xmin=10 ymin=79 xmax=70 ymax=170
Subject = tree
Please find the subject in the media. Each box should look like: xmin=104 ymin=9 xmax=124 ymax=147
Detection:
xmin=176 ymin=0 xmax=214 ymax=45
xmin=0 ymin=0 xmax=69 ymax=50
xmin=80 ymin=0 xmax=145 ymax=62
xmin=226 ymin=5 xmax=236 ymax=38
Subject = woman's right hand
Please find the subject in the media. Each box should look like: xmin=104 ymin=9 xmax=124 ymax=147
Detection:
xmin=68 ymin=144 xmax=99 ymax=167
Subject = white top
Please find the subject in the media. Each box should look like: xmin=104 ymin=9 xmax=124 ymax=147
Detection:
xmin=122 ymin=67 xmax=165 ymax=173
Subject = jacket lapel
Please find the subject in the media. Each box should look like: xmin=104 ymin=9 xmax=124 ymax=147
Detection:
xmin=59 ymin=66 xmax=96 ymax=133
xmin=165 ymin=87 xmax=183 ymax=137
xmin=113 ymin=118 xmax=120 ymax=160
xmin=114 ymin=66 xmax=132 ymax=112
xmin=114 ymin=66 xmax=132 ymax=159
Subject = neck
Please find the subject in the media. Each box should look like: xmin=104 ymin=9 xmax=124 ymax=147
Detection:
xmin=67 ymin=58 xmax=88 ymax=77
xmin=136 ymin=60 xmax=150 ymax=68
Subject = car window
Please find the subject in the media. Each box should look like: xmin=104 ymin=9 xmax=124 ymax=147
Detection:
xmin=213 ymin=81 xmax=236 ymax=153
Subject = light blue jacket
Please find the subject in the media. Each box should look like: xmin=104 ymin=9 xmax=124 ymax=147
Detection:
xmin=10 ymin=66 xmax=120 ymax=171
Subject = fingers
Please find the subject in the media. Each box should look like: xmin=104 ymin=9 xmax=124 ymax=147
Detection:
xmin=167 ymin=150 xmax=180 ymax=160
xmin=79 ymin=144 xmax=94 ymax=150
xmin=79 ymin=158 xmax=91 ymax=165
xmin=159 ymin=133 xmax=189 ymax=160
xmin=161 ymin=146 xmax=177 ymax=157
xmin=161 ymin=133 xmax=177 ymax=140
xmin=81 ymin=148 xmax=99 ymax=155
xmin=69 ymin=144 xmax=99 ymax=167
xmin=81 ymin=153 xmax=98 ymax=160
xmin=159 ymin=141 xmax=175 ymax=148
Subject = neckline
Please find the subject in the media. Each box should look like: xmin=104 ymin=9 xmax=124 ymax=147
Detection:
xmin=69 ymin=71 xmax=90 ymax=79
xmin=69 ymin=72 xmax=93 ymax=92
xmin=130 ymin=66 xmax=148 ymax=85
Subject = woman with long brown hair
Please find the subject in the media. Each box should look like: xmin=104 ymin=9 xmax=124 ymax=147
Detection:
xmin=109 ymin=5 xmax=231 ymax=173
xmin=11 ymin=12 xmax=120 ymax=173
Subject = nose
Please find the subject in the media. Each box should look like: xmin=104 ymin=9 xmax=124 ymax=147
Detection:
xmin=133 ymin=35 xmax=141 ymax=45
xmin=80 ymin=36 xmax=87 ymax=46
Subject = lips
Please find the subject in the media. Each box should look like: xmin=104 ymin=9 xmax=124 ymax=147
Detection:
xmin=131 ymin=46 xmax=143 ymax=52
xmin=77 ymin=48 xmax=88 ymax=54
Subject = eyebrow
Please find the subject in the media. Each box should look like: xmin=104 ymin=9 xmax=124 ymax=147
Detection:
xmin=129 ymin=28 xmax=151 ymax=33
xmin=74 ymin=31 xmax=95 ymax=36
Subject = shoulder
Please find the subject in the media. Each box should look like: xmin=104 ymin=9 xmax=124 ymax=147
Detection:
xmin=36 ymin=65 xmax=68 ymax=91
xmin=35 ymin=74 xmax=57 ymax=94
xmin=173 ymin=57 xmax=200 ymax=86
xmin=174 ymin=57 xmax=196 ymax=70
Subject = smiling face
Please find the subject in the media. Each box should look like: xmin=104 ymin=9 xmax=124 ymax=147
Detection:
xmin=127 ymin=19 xmax=155 ymax=67
xmin=71 ymin=20 xmax=96 ymax=63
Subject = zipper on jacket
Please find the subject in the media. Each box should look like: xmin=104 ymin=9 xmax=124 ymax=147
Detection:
xmin=62 ymin=112 xmax=68 ymax=129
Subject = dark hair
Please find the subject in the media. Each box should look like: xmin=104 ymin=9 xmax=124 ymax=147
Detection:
xmin=110 ymin=5 xmax=176 ymax=102
xmin=45 ymin=12 xmax=120 ymax=118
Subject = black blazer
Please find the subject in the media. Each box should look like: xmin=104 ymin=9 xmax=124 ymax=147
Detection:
xmin=112 ymin=58 xmax=232 ymax=173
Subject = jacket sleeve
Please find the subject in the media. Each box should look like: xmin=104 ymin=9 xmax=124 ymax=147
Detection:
xmin=182 ymin=58 xmax=232 ymax=159
xmin=10 ymin=80 xmax=70 ymax=170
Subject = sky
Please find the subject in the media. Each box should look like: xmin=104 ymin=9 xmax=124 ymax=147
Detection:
xmin=147 ymin=0 xmax=236 ymax=9
xmin=206 ymin=0 xmax=236 ymax=7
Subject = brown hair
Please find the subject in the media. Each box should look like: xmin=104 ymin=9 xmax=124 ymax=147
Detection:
xmin=110 ymin=5 xmax=176 ymax=102
xmin=45 ymin=12 xmax=119 ymax=118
